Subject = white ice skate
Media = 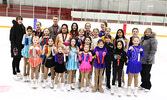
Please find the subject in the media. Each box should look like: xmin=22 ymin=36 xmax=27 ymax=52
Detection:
xmin=27 ymin=75 xmax=30 ymax=82
xmin=42 ymin=79 xmax=46 ymax=88
xmin=85 ymin=86 xmax=89 ymax=92
xmin=17 ymin=73 xmax=23 ymax=80
xmin=13 ymin=75 xmax=19 ymax=81
xmin=34 ymin=79 xmax=38 ymax=89
xmin=138 ymin=86 xmax=144 ymax=90
xmin=23 ymin=76 xmax=27 ymax=82
xmin=127 ymin=86 xmax=132 ymax=96
xmin=67 ymin=84 xmax=71 ymax=91
xmin=145 ymin=89 xmax=150 ymax=92
xmin=61 ymin=83 xmax=64 ymax=91
xmin=133 ymin=87 xmax=138 ymax=97
xmin=80 ymin=87 xmax=84 ymax=92
xmin=50 ymin=80 xmax=54 ymax=89
xmin=53 ymin=85 xmax=57 ymax=91
xmin=117 ymin=87 xmax=122 ymax=97
xmin=31 ymin=79 xmax=35 ymax=88
xmin=110 ymin=85 xmax=115 ymax=95
xmin=71 ymin=83 xmax=75 ymax=90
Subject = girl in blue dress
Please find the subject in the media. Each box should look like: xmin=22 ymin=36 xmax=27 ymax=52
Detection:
xmin=126 ymin=36 xmax=145 ymax=96
xmin=21 ymin=26 xmax=33 ymax=82
xmin=66 ymin=38 xmax=79 ymax=91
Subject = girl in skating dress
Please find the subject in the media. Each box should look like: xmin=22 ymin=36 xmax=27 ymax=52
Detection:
xmin=79 ymin=44 xmax=92 ymax=92
xmin=54 ymin=45 xmax=67 ymax=91
xmin=21 ymin=26 xmax=33 ymax=82
xmin=66 ymin=38 xmax=79 ymax=91
xmin=28 ymin=36 xmax=42 ymax=88
xmin=92 ymin=39 xmax=107 ymax=93
xmin=126 ymin=36 xmax=145 ymax=96
xmin=42 ymin=38 xmax=57 ymax=89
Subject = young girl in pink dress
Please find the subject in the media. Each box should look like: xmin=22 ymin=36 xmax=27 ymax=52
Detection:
xmin=28 ymin=36 xmax=42 ymax=88
xmin=79 ymin=44 xmax=92 ymax=92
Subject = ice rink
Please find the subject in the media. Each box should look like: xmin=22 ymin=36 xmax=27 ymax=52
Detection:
xmin=0 ymin=19 xmax=167 ymax=100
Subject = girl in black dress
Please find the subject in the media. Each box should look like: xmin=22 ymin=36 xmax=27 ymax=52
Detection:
xmin=42 ymin=38 xmax=57 ymax=89
xmin=54 ymin=45 xmax=67 ymax=91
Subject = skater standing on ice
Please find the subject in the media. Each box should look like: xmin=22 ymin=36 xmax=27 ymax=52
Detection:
xmin=28 ymin=36 xmax=42 ymax=88
xmin=92 ymin=39 xmax=107 ymax=93
xmin=21 ymin=26 xmax=33 ymax=82
xmin=126 ymin=36 xmax=145 ymax=96
xmin=110 ymin=40 xmax=127 ymax=97
xmin=54 ymin=45 xmax=67 ymax=91
xmin=66 ymin=38 xmax=79 ymax=91
xmin=42 ymin=38 xmax=57 ymax=89
xmin=79 ymin=44 xmax=92 ymax=92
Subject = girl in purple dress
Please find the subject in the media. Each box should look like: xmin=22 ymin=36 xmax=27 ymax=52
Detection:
xmin=126 ymin=36 xmax=145 ymax=96
xmin=92 ymin=39 xmax=107 ymax=93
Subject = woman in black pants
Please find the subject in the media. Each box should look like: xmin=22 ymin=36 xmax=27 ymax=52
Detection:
xmin=140 ymin=28 xmax=158 ymax=92
xmin=10 ymin=16 xmax=26 ymax=80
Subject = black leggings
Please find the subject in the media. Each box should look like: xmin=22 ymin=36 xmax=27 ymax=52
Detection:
xmin=112 ymin=67 xmax=122 ymax=87
xmin=12 ymin=57 xmax=21 ymax=75
xmin=105 ymin=62 xmax=111 ymax=86
xmin=140 ymin=64 xmax=152 ymax=90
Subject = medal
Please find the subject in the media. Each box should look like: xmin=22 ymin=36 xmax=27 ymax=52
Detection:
xmin=42 ymin=37 xmax=49 ymax=45
xmin=25 ymin=38 xmax=29 ymax=45
xmin=52 ymin=25 xmax=59 ymax=37
xmin=86 ymin=53 xmax=89 ymax=62
xmin=81 ymin=52 xmax=84 ymax=61
xmin=33 ymin=47 xmax=37 ymax=58
xmin=64 ymin=53 xmax=66 ymax=62
xmin=75 ymin=54 xmax=77 ymax=62
xmin=138 ymin=53 xmax=140 ymax=62
xmin=55 ymin=53 xmax=57 ymax=62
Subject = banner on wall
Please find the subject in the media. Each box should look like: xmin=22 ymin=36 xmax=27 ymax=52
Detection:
xmin=123 ymin=24 xmax=127 ymax=35
xmin=33 ymin=19 xmax=37 ymax=30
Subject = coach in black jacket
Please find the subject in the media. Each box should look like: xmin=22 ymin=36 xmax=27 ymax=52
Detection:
xmin=10 ymin=16 xmax=26 ymax=80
